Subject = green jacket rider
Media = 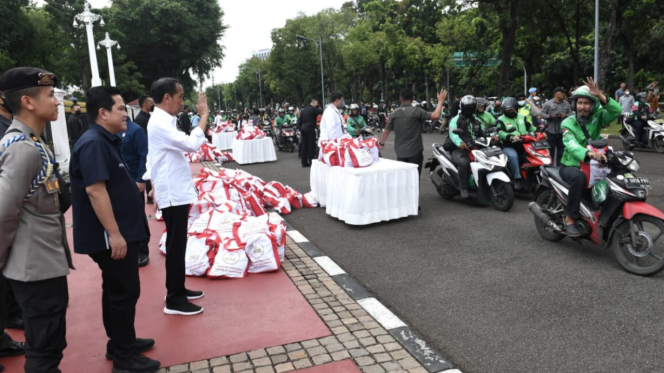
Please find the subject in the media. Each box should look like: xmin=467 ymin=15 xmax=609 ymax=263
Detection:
xmin=346 ymin=104 xmax=367 ymax=137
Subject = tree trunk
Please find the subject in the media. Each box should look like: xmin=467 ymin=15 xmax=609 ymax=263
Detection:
xmin=380 ymin=59 xmax=387 ymax=101
xmin=628 ymin=52 xmax=635 ymax=90
xmin=424 ymin=75 xmax=430 ymax=105
xmin=496 ymin=0 xmax=519 ymax=97
xmin=598 ymin=0 xmax=621 ymax=87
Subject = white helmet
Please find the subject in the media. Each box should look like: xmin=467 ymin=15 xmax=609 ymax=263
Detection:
xmin=412 ymin=100 xmax=420 ymax=107
xmin=288 ymin=106 xmax=294 ymax=111
xmin=349 ymin=103 xmax=359 ymax=110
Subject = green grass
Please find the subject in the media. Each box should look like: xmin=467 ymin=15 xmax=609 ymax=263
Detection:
xmin=601 ymin=120 xmax=621 ymax=136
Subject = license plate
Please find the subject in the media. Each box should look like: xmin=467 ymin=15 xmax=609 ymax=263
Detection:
xmin=625 ymin=177 xmax=651 ymax=189
xmin=532 ymin=141 xmax=550 ymax=150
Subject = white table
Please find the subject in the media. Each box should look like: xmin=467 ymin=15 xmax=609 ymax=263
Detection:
xmin=232 ymin=137 xmax=277 ymax=165
xmin=211 ymin=131 xmax=236 ymax=150
xmin=310 ymin=159 xmax=419 ymax=225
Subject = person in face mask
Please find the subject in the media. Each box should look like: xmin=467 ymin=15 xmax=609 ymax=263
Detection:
xmin=496 ymin=97 xmax=534 ymax=190
xmin=618 ymin=88 xmax=634 ymax=125
xmin=515 ymin=92 xmax=541 ymax=125
xmin=67 ymin=104 xmax=84 ymax=148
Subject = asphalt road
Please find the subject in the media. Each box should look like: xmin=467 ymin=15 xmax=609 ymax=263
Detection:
xmin=230 ymin=133 xmax=664 ymax=373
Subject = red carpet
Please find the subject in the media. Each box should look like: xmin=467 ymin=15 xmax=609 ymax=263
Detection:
xmin=4 ymin=183 xmax=330 ymax=372
xmin=295 ymin=360 xmax=362 ymax=373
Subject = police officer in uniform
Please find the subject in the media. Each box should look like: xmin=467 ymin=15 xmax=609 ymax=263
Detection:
xmin=0 ymin=67 xmax=73 ymax=373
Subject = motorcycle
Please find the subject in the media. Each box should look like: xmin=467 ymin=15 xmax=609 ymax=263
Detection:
xmin=529 ymin=138 xmax=664 ymax=276
xmin=279 ymin=123 xmax=297 ymax=153
xmin=425 ymin=127 xmax=516 ymax=212
xmin=620 ymin=111 xmax=664 ymax=153
xmin=506 ymin=123 xmax=552 ymax=194
xmin=423 ymin=120 xmax=434 ymax=134
xmin=262 ymin=119 xmax=274 ymax=138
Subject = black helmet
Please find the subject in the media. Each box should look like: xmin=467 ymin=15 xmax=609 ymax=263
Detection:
xmin=460 ymin=95 xmax=477 ymax=117
xmin=476 ymin=98 xmax=488 ymax=108
xmin=502 ymin=97 xmax=517 ymax=111
xmin=637 ymin=92 xmax=648 ymax=102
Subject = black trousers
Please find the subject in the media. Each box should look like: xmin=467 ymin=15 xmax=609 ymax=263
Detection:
xmin=560 ymin=166 xmax=587 ymax=220
xmin=9 ymin=276 xmax=68 ymax=373
xmin=300 ymin=126 xmax=317 ymax=166
xmin=138 ymin=190 xmax=149 ymax=257
xmin=0 ymin=274 xmax=21 ymax=334
xmin=162 ymin=204 xmax=190 ymax=306
xmin=397 ymin=151 xmax=424 ymax=177
xmin=90 ymin=244 xmax=140 ymax=361
xmin=633 ymin=120 xmax=645 ymax=143
xmin=450 ymin=149 xmax=471 ymax=188
xmin=546 ymin=132 xmax=565 ymax=166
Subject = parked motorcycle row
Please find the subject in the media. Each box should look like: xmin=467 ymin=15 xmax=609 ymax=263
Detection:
xmin=426 ymin=120 xmax=664 ymax=277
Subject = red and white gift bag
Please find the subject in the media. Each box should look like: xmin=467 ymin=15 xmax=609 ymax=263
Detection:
xmin=184 ymin=233 xmax=215 ymax=277
xmin=245 ymin=233 xmax=280 ymax=273
xmin=207 ymin=239 xmax=249 ymax=279
xmin=346 ymin=140 xmax=374 ymax=168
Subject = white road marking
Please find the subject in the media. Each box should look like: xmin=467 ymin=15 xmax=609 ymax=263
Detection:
xmin=313 ymin=256 xmax=346 ymax=276
xmin=287 ymin=230 xmax=309 ymax=243
xmin=357 ymin=298 xmax=407 ymax=330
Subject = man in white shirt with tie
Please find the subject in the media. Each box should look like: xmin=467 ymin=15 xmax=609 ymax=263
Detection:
xmin=319 ymin=92 xmax=345 ymax=145
xmin=147 ymin=78 xmax=208 ymax=316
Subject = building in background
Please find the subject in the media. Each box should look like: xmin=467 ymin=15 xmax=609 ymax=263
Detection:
xmin=252 ymin=49 xmax=270 ymax=61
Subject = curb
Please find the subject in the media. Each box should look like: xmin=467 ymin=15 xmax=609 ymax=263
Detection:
xmin=284 ymin=227 xmax=459 ymax=373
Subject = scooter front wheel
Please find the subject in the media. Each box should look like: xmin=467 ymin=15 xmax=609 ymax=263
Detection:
xmin=489 ymin=180 xmax=514 ymax=212
xmin=613 ymin=215 xmax=664 ymax=276
xmin=652 ymin=136 xmax=664 ymax=153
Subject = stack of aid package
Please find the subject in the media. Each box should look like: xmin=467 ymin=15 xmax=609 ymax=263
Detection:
xmin=318 ymin=134 xmax=380 ymax=168
xmin=158 ymin=167 xmax=318 ymax=280
xmin=214 ymin=121 xmax=235 ymax=133
xmin=236 ymin=126 xmax=266 ymax=140
xmin=185 ymin=142 xmax=234 ymax=163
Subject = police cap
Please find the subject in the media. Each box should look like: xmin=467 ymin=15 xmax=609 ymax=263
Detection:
xmin=0 ymin=67 xmax=58 ymax=93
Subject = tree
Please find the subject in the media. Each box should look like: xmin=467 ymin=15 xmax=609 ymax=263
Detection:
xmin=108 ymin=0 xmax=226 ymax=93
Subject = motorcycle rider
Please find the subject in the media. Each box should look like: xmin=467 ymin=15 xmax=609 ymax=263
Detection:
xmin=496 ymin=97 xmax=534 ymax=190
xmin=559 ymin=78 xmax=622 ymax=237
xmin=630 ymin=92 xmax=652 ymax=146
xmin=489 ymin=99 xmax=502 ymax=119
xmin=475 ymin=98 xmax=496 ymax=130
xmin=275 ymin=108 xmax=288 ymax=147
xmin=448 ymin=95 xmax=483 ymax=198
xmin=346 ymin=104 xmax=368 ymax=137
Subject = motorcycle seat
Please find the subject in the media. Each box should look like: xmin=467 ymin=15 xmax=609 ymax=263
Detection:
xmin=542 ymin=166 xmax=571 ymax=189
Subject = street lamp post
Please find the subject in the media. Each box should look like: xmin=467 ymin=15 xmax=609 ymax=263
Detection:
xmin=514 ymin=58 xmax=527 ymax=97
xmin=593 ymin=0 xmax=599 ymax=81
xmin=73 ymin=2 xmax=104 ymax=87
xmin=297 ymin=35 xmax=325 ymax=104
xmin=97 ymin=32 xmax=120 ymax=86
xmin=255 ymin=70 xmax=263 ymax=108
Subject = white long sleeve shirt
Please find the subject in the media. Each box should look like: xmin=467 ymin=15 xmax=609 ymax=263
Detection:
xmin=319 ymin=104 xmax=344 ymax=144
xmin=147 ymin=107 xmax=206 ymax=208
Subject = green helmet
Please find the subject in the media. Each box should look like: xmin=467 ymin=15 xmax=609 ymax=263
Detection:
xmin=571 ymin=85 xmax=598 ymax=115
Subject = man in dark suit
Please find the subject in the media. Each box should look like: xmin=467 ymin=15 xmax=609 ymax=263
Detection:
xmin=67 ymin=104 xmax=84 ymax=148
xmin=298 ymin=99 xmax=323 ymax=167
xmin=134 ymin=95 xmax=153 ymax=133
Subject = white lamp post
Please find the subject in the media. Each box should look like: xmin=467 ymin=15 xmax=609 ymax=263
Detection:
xmin=98 ymin=32 xmax=120 ymax=86
xmin=73 ymin=2 xmax=104 ymax=87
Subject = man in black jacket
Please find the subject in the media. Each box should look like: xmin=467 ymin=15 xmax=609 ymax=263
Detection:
xmin=134 ymin=95 xmax=153 ymax=133
xmin=177 ymin=105 xmax=191 ymax=135
xmin=298 ymin=99 xmax=323 ymax=167
xmin=67 ymin=104 xmax=84 ymax=148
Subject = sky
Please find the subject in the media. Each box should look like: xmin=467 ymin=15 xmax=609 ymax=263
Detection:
xmin=81 ymin=0 xmax=350 ymax=87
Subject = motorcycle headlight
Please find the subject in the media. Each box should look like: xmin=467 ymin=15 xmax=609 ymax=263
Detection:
xmin=628 ymin=159 xmax=640 ymax=172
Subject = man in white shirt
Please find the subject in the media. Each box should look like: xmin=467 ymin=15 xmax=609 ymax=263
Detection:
xmin=214 ymin=111 xmax=222 ymax=127
xmin=318 ymin=92 xmax=345 ymax=145
xmin=147 ymin=78 xmax=208 ymax=316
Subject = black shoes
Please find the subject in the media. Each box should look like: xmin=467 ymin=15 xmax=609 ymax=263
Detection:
xmin=460 ymin=188 xmax=470 ymax=199
xmin=186 ymin=289 xmax=204 ymax=300
xmin=6 ymin=316 xmax=24 ymax=330
xmin=164 ymin=301 xmax=203 ymax=316
xmin=106 ymin=338 xmax=155 ymax=360
xmin=566 ymin=222 xmax=582 ymax=237
xmin=112 ymin=353 xmax=160 ymax=373
xmin=302 ymin=164 xmax=311 ymax=168
xmin=138 ymin=255 xmax=149 ymax=267
xmin=0 ymin=336 xmax=25 ymax=357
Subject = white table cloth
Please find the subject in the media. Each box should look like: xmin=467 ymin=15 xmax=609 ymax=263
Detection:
xmin=211 ymin=131 xmax=236 ymax=150
xmin=232 ymin=137 xmax=277 ymax=165
xmin=311 ymin=159 xmax=419 ymax=225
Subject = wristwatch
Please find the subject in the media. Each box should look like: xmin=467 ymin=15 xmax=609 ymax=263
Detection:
xmin=379 ymin=142 xmax=385 ymax=147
